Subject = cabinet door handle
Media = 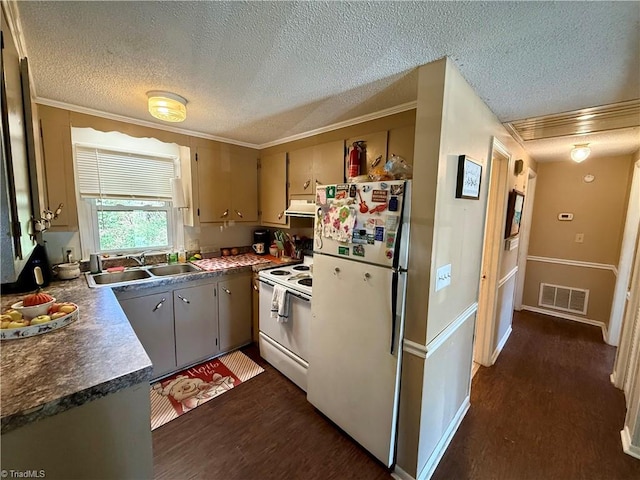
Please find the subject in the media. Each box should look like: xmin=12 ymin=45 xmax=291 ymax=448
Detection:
xmin=220 ymin=209 xmax=229 ymax=218
xmin=153 ymin=298 xmax=166 ymax=312
xmin=177 ymin=294 xmax=190 ymax=304
xmin=277 ymin=211 xmax=284 ymax=220
xmin=253 ymin=283 xmax=258 ymax=291
xmin=234 ymin=209 xmax=243 ymax=218
xmin=222 ymin=287 xmax=231 ymax=295
xmin=303 ymin=179 xmax=311 ymax=190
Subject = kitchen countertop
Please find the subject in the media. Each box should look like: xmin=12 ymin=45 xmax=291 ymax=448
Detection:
xmin=0 ymin=253 xmax=299 ymax=433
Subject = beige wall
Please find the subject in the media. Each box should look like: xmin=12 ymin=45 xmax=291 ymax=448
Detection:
xmin=528 ymin=155 xmax=634 ymax=264
xmin=523 ymin=154 xmax=634 ymax=325
xmin=396 ymin=58 xmax=535 ymax=477
xmin=523 ymin=261 xmax=616 ymax=324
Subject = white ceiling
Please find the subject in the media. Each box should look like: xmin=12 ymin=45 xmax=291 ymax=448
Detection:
xmin=13 ymin=1 xmax=640 ymax=158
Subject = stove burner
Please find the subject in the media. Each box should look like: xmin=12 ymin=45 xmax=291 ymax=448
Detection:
xmin=298 ymin=278 xmax=312 ymax=287
xmin=293 ymin=265 xmax=310 ymax=271
xmin=269 ymin=270 xmax=290 ymax=276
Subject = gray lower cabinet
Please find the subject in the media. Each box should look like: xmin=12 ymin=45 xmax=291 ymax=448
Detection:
xmin=174 ymin=284 xmax=219 ymax=367
xmin=118 ymin=292 xmax=177 ymax=379
xmin=218 ymin=274 xmax=252 ymax=352
xmin=117 ymin=273 xmax=253 ymax=380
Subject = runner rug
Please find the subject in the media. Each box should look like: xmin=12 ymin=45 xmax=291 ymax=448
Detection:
xmin=150 ymin=350 xmax=264 ymax=430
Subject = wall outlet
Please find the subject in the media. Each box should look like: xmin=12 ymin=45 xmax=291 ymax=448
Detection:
xmin=62 ymin=246 xmax=77 ymax=263
xmin=575 ymin=233 xmax=584 ymax=243
xmin=436 ymin=264 xmax=452 ymax=292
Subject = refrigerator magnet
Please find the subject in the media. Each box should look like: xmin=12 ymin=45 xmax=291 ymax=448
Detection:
xmin=385 ymin=215 xmax=398 ymax=230
xmin=352 ymin=229 xmax=368 ymax=244
xmin=389 ymin=196 xmax=399 ymax=212
xmin=317 ymin=188 xmax=327 ymax=205
xmin=349 ymin=184 xmax=357 ymax=198
xmin=366 ymin=234 xmax=375 ymax=245
xmin=338 ymin=246 xmax=349 ymax=256
xmin=353 ymin=245 xmax=365 ymax=257
xmin=390 ymin=184 xmax=404 ymax=195
xmin=386 ymin=232 xmax=396 ymax=248
xmin=326 ymin=185 xmax=336 ymax=199
xmin=336 ymin=184 xmax=348 ymax=200
xmin=385 ymin=249 xmax=394 ymax=259
xmin=380 ymin=182 xmax=389 ymax=189
xmin=375 ymin=226 xmax=385 ymax=241
xmin=372 ymin=190 xmax=388 ymax=203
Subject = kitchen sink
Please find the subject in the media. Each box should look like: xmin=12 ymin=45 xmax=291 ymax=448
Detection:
xmin=90 ymin=269 xmax=152 ymax=285
xmin=86 ymin=262 xmax=203 ymax=288
xmin=147 ymin=264 xmax=200 ymax=276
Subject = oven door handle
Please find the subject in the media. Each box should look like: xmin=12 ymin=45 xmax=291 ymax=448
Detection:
xmin=257 ymin=278 xmax=311 ymax=302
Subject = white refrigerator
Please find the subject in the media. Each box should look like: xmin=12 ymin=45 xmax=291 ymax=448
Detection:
xmin=308 ymin=180 xmax=410 ymax=467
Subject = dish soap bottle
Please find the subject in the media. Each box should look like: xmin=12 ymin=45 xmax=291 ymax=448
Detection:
xmin=178 ymin=247 xmax=187 ymax=263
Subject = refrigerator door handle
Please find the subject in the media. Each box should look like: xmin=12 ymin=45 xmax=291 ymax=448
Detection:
xmin=391 ymin=270 xmax=398 ymax=354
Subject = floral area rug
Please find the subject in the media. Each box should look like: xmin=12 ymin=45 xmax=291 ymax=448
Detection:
xmin=150 ymin=350 xmax=264 ymax=430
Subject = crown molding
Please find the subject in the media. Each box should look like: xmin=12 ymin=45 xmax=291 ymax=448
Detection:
xmin=36 ymin=97 xmax=418 ymax=150
xmin=35 ymin=97 xmax=260 ymax=149
xmin=258 ymin=101 xmax=417 ymax=149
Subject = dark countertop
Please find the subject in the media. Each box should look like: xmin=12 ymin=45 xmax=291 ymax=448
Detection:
xmin=0 ymin=278 xmax=152 ymax=434
xmin=0 ymin=254 xmax=299 ymax=434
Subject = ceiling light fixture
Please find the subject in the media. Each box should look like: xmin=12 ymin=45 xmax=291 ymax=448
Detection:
xmin=147 ymin=91 xmax=187 ymax=123
xmin=571 ymin=144 xmax=591 ymax=163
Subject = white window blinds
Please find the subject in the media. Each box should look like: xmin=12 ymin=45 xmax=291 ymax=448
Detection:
xmin=75 ymin=146 xmax=175 ymax=199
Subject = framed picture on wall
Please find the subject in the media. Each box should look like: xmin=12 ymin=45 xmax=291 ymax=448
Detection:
xmin=504 ymin=190 xmax=525 ymax=238
xmin=455 ymin=155 xmax=482 ymax=199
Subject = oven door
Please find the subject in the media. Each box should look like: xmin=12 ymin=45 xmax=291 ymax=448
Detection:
xmin=258 ymin=279 xmax=311 ymax=362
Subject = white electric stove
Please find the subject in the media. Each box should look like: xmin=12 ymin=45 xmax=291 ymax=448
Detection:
xmin=258 ymin=256 xmax=313 ymax=391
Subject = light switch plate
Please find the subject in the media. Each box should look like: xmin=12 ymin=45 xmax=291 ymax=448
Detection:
xmin=436 ymin=264 xmax=452 ymax=292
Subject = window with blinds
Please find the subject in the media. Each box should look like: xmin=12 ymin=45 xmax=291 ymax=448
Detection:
xmin=74 ymin=145 xmax=179 ymax=255
xmin=75 ymin=146 xmax=175 ymax=199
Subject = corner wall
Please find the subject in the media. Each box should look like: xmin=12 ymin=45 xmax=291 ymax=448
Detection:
xmin=396 ymin=58 xmax=535 ymax=479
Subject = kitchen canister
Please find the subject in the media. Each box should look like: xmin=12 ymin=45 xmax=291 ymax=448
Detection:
xmin=55 ymin=262 xmax=81 ymax=280
xmin=89 ymin=253 xmax=102 ymax=273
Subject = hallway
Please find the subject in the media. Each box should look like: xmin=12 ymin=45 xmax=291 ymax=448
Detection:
xmin=433 ymin=310 xmax=640 ymax=480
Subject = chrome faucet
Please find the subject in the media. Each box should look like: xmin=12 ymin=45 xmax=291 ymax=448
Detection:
xmin=127 ymin=250 xmax=154 ymax=266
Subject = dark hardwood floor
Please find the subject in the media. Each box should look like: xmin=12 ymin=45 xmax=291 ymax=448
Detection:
xmin=153 ymin=311 xmax=640 ymax=480
xmin=433 ymin=310 xmax=640 ymax=480
xmin=152 ymin=344 xmax=391 ymax=480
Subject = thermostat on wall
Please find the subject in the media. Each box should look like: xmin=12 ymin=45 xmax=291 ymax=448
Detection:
xmin=558 ymin=213 xmax=574 ymax=221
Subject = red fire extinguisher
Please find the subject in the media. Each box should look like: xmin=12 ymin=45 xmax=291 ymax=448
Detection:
xmin=348 ymin=141 xmax=364 ymax=179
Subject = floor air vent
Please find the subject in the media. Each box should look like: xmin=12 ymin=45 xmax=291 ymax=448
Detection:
xmin=539 ymin=283 xmax=589 ymax=315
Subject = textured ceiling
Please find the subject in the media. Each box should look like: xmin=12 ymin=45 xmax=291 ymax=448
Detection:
xmin=15 ymin=1 xmax=640 ymax=152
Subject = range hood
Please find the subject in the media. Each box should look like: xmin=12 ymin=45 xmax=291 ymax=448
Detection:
xmin=285 ymin=199 xmax=316 ymax=218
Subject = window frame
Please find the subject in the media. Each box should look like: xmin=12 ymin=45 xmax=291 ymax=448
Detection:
xmin=88 ymin=198 xmax=174 ymax=256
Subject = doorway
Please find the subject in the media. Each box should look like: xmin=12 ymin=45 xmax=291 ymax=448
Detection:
xmin=474 ymin=138 xmax=512 ymax=367
xmin=514 ymin=168 xmax=537 ymax=310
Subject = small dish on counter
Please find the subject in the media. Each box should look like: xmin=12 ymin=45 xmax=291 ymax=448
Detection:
xmin=10 ymin=298 xmax=56 ymax=319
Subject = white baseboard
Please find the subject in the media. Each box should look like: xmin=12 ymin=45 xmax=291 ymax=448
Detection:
xmin=621 ymin=426 xmax=640 ymax=460
xmin=490 ymin=326 xmax=512 ymax=365
xmin=392 ymin=465 xmax=415 ymax=480
xmin=415 ymin=396 xmax=471 ymax=480
xmin=521 ymin=305 xmax=607 ymax=341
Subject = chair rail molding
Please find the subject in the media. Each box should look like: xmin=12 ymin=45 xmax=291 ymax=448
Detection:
xmin=526 ymin=255 xmax=617 ymax=274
